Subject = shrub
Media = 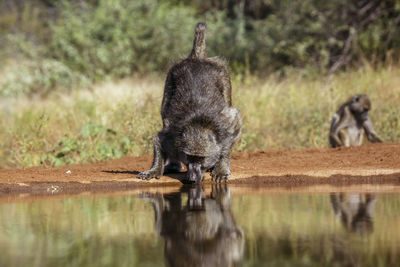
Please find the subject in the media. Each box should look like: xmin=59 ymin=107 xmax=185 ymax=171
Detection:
xmin=50 ymin=0 xmax=198 ymax=79
xmin=1 ymin=58 xmax=89 ymax=96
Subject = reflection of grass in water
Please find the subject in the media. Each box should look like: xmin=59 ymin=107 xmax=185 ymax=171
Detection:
xmin=1 ymin=65 xmax=400 ymax=168
xmin=0 ymin=196 xmax=164 ymax=267
xmin=233 ymin=194 xmax=400 ymax=266
xmin=1 ymin=193 xmax=400 ymax=266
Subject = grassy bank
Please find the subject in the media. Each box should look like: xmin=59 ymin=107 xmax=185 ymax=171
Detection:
xmin=1 ymin=65 xmax=399 ymax=168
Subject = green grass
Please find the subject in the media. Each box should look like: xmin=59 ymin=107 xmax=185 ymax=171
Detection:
xmin=1 ymin=65 xmax=399 ymax=168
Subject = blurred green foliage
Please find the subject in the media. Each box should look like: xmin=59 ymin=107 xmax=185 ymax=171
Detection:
xmin=1 ymin=0 xmax=400 ymax=95
xmin=49 ymin=0 xmax=197 ymax=79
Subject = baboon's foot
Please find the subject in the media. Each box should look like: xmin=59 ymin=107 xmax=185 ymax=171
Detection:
xmin=211 ymin=167 xmax=230 ymax=183
xmin=164 ymin=161 xmax=182 ymax=174
xmin=137 ymin=169 xmax=162 ymax=180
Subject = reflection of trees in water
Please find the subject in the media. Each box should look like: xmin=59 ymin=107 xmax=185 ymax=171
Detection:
xmin=330 ymin=193 xmax=377 ymax=235
xmin=141 ymin=184 xmax=244 ymax=267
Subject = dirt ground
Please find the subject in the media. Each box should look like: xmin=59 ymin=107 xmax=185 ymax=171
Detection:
xmin=0 ymin=143 xmax=400 ymax=195
xmin=0 ymin=143 xmax=399 ymax=195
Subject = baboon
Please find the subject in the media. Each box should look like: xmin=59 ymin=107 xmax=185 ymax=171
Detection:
xmin=140 ymin=185 xmax=244 ymax=267
xmin=330 ymin=193 xmax=376 ymax=235
xmin=329 ymin=94 xmax=382 ymax=147
xmin=138 ymin=22 xmax=242 ymax=183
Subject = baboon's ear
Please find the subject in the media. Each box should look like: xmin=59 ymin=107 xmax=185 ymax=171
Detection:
xmin=354 ymin=95 xmax=360 ymax=102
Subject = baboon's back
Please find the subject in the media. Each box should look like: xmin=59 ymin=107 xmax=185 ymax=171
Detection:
xmin=163 ymin=59 xmax=228 ymax=122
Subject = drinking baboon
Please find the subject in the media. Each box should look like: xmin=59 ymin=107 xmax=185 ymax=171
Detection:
xmin=138 ymin=22 xmax=242 ymax=183
xmin=329 ymin=94 xmax=382 ymax=147
xmin=140 ymin=185 xmax=244 ymax=267
xmin=330 ymin=193 xmax=376 ymax=235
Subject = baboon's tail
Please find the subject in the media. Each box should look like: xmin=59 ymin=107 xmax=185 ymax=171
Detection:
xmin=189 ymin=22 xmax=207 ymax=60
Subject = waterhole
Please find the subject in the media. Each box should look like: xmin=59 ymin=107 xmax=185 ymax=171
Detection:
xmin=1 ymin=184 xmax=399 ymax=266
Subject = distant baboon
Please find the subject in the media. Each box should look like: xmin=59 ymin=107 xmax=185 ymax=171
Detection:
xmin=330 ymin=193 xmax=377 ymax=235
xmin=138 ymin=22 xmax=242 ymax=183
xmin=140 ymin=185 xmax=244 ymax=267
xmin=329 ymin=94 xmax=382 ymax=148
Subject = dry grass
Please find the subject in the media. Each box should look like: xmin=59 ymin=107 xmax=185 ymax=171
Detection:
xmin=234 ymin=65 xmax=400 ymax=150
xmin=1 ymin=65 xmax=399 ymax=168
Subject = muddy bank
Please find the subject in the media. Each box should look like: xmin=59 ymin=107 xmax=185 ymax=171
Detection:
xmin=0 ymin=143 xmax=399 ymax=196
xmin=0 ymin=173 xmax=400 ymax=195
xmin=1 ymin=175 xmax=400 ymax=203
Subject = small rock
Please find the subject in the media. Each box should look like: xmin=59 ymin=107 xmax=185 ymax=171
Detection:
xmin=47 ymin=185 xmax=60 ymax=193
xmin=66 ymin=170 xmax=71 ymax=174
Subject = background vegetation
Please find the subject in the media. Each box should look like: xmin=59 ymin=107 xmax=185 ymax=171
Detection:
xmin=0 ymin=0 xmax=399 ymax=167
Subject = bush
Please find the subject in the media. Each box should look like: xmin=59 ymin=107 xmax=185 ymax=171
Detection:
xmin=50 ymin=0 xmax=198 ymax=79
xmin=1 ymin=58 xmax=89 ymax=96
xmin=1 ymin=0 xmax=199 ymax=95
xmin=1 ymin=0 xmax=400 ymax=95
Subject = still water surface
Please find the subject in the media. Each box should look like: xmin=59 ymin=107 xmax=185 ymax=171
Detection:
xmin=1 ymin=185 xmax=400 ymax=267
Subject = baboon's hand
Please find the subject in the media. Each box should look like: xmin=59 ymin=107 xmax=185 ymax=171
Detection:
xmin=137 ymin=170 xmax=161 ymax=180
xmin=211 ymin=167 xmax=230 ymax=183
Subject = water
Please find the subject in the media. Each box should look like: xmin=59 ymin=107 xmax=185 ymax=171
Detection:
xmin=1 ymin=185 xmax=400 ymax=267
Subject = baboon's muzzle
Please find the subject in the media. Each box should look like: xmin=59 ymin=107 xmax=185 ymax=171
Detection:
xmin=361 ymin=111 xmax=369 ymax=121
xmin=187 ymin=162 xmax=203 ymax=184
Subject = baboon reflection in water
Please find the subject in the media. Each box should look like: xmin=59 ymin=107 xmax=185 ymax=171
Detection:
xmin=330 ymin=193 xmax=377 ymax=235
xmin=141 ymin=185 xmax=244 ymax=267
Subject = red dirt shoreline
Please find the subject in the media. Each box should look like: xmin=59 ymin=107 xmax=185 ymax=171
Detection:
xmin=0 ymin=143 xmax=399 ymax=196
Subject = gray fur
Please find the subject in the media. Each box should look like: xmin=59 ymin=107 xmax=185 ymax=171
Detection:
xmin=329 ymin=94 xmax=382 ymax=147
xmin=138 ymin=22 xmax=242 ymax=183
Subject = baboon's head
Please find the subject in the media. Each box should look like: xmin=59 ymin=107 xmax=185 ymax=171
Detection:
xmin=349 ymin=94 xmax=371 ymax=121
xmin=178 ymin=124 xmax=221 ymax=183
